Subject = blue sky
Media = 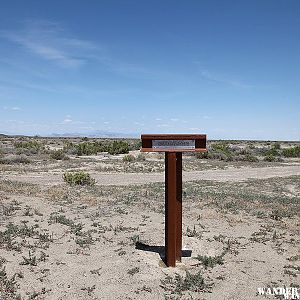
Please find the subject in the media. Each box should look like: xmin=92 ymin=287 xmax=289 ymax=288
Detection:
xmin=0 ymin=0 xmax=299 ymax=140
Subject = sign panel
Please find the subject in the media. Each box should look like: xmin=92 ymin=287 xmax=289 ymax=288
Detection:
xmin=141 ymin=134 xmax=206 ymax=152
xmin=153 ymin=139 xmax=195 ymax=149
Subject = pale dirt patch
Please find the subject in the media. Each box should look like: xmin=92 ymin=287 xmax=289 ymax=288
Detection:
xmin=1 ymin=165 xmax=300 ymax=187
xmin=0 ymin=191 xmax=299 ymax=300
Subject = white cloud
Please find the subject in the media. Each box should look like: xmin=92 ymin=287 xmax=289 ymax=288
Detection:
xmin=0 ymin=21 xmax=98 ymax=68
xmin=133 ymin=121 xmax=145 ymax=126
xmin=157 ymin=124 xmax=170 ymax=128
xmin=3 ymin=106 xmax=21 ymax=111
xmin=199 ymin=70 xmax=253 ymax=89
xmin=62 ymin=115 xmax=72 ymax=124
xmin=0 ymin=20 xmax=159 ymax=77
xmin=189 ymin=127 xmax=202 ymax=131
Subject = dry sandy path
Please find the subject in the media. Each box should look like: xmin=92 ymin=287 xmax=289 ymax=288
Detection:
xmin=1 ymin=165 xmax=300 ymax=186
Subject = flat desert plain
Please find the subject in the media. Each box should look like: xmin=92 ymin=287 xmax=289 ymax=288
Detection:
xmin=0 ymin=136 xmax=299 ymax=300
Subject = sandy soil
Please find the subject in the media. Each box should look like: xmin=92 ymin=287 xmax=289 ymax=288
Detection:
xmin=1 ymin=165 xmax=300 ymax=186
xmin=1 ymin=179 xmax=299 ymax=300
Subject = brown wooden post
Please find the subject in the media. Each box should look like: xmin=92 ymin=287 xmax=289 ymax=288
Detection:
xmin=165 ymin=152 xmax=182 ymax=266
xmin=140 ymin=134 xmax=206 ymax=267
xmin=175 ymin=152 xmax=182 ymax=262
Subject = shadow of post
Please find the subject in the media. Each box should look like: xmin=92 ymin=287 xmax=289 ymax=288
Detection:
xmin=135 ymin=241 xmax=192 ymax=262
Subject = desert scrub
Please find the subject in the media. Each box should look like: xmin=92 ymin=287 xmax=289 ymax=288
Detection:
xmin=282 ymin=146 xmax=300 ymax=158
xmin=264 ymin=147 xmax=281 ymax=157
xmin=108 ymin=140 xmax=129 ymax=155
xmin=136 ymin=153 xmax=146 ymax=161
xmin=0 ymin=222 xmax=52 ymax=251
xmin=0 ymin=155 xmax=31 ymax=164
xmin=123 ymin=154 xmax=135 ymax=162
xmin=240 ymin=154 xmax=259 ymax=162
xmin=0 ymin=180 xmax=41 ymax=197
xmin=261 ymin=143 xmax=300 ymax=159
xmin=129 ymin=139 xmax=142 ymax=150
xmin=74 ymin=141 xmax=104 ymax=156
xmin=63 ymin=171 xmax=96 ymax=186
xmin=194 ymin=254 xmax=224 ymax=269
xmin=264 ymin=154 xmax=282 ymax=162
xmin=127 ymin=267 xmax=140 ymax=275
xmin=20 ymin=251 xmax=37 ymax=266
xmin=67 ymin=140 xmax=130 ymax=156
xmin=196 ymin=142 xmax=233 ymax=161
xmin=0 ymin=260 xmax=22 ymax=300
xmin=49 ymin=213 xmax=84 ymax=234
xmin=50 ymin=149 xmax=68 ymax=160
xmin=66 ymin=140 xmax=111 ymax=155
xmin=161 ymin=271 xmax=209 ymax=297
xmin=0 ymin=200 xmax=21 ymax=217
xmin=186 ymin=225 xmax=202 ymax=239
xmin=14 ymin=140 xmax=44 ymax=154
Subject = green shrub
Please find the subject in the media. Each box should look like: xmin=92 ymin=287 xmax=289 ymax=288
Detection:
xmin=63 ymin=141 xmax=74 ymax=152
xmin=211 ymin=142 xmax=231 ymax=153
xmin=74 ymin=142 xmax=103 ymax=156
xmin=195 ymin=152 xmax=209 ymax=159
xmin=194 ymin=254 xmax=224 ymax=269
xmin=208 ymin=143 xmax=233 ymax=161
xmin=14 ymin=140 xmax=44 ymax=154
xmin=123 ymin=154 xmax=135 ymax=162
xmin=0 ymin=155 xmax=31 ymax=164
xmin=63 ymin=140 xmax=130 ymax=156
xmin=50 ymin=149 xmax=67 ymax=160
xmin=136 ymin=153 xmax=146 ymax=161
xmin=264 ymin=154 xmax=276 ymax=162
xmin=63 ymin=171 xmax=96 ymax=186
xmin=108 ymin=141 xmax=129 ymax=155
xmin=129 ymin=140 xmax=142 ymax=151
xmin=241 ymin=154 xmax=259 ymax=162
xmin=160 ymin=271 xmax=207 ymax=295
xmin=282 ymin=146 xmax=300 ymax=158
xmin=273 ymin=142 xmax=281 ymax=150
xmin=265 ymin=148 xmax=280 ymax=157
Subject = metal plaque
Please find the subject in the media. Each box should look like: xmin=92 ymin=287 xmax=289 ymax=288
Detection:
xmin=152 ymin=140 xmax=195 ymax=149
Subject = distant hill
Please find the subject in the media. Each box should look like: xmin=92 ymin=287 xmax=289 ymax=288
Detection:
xmin=49 ymin=130 xmax=139 ymax=138
xmin=0 ymin=130 xmax=139 ymax=138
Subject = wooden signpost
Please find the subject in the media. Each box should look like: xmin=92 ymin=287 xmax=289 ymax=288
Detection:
xmin=141 ymin=134 xmax=207 ymax=267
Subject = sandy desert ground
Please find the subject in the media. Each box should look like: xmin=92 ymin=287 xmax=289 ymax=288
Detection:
xmin=0 ymin=136 xmax=299 ymax=300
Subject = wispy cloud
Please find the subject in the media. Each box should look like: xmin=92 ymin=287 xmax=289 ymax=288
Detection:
xmin=189 ymin=127 xmax=202 ymax=131
xmin=62 ymin=115 xmax=72 ymax=124
xmin=199 ymin=70 xmax=253 ymax=88
xmin=0 ymin=20 xmax=98 ymax=68
xmin=0 ymin=20 xmax=172 ymax=80
xmin=3 ymin=106 xmax=21 ymax=111
xmin=157 ymin=123 xmax=171 ymax=128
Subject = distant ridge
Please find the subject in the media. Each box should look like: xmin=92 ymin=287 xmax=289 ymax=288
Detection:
xmin=49 ymin=130 xmax=139 ymax=138
xmin=0 ymin=130 xmax=139 ymax=138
